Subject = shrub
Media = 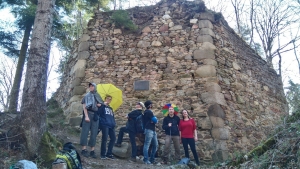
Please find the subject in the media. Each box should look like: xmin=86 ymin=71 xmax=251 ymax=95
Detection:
xmin=111 ymin=10 xmax=138 ymax=32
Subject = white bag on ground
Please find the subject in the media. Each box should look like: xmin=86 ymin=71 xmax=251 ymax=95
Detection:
xmin=14 ymin=160 xmax=37 ymax=169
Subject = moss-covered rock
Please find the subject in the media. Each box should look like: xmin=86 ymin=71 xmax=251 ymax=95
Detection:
xmin=39 ymin=131 xmax=62 ymax=167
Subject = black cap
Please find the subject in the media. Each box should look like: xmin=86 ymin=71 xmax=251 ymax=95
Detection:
xmin=89 ymin=82 xmax=93 ymax=87
xmin=144 ymin=100 xmax=152 ymax=109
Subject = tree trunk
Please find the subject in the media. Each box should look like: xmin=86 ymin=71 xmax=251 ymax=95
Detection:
xmin=292 ymin=40 xmax=300 ymax=75
xmin=277 ymin=50 xmax=282 ymax=77
xmin=19 ymin=0 xmax=56 ymax=157
xmin=8 ymin=23 xmax=33 ymax=113
xmin=249 ymin=0 xmax=254 ymax=46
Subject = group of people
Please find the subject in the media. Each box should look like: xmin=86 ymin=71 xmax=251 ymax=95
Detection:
xmin=80 ymin=82 xmax=116 ymax=159
xmin=79 ymin=82 xmax=200 ymax=166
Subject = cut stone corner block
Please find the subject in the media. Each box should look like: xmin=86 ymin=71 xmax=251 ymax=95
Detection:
xmin=211 ymin=128 xmax=229 ymax=140
xmin=201 ymin=92 xmax=227 ymax=106
xmin=212 ymin=150 xmax=229 ymax=163
xmin=195 ymin=65 xmax=217 ymax=78
xmin=70 ymin=60 xmax=87 ymax=78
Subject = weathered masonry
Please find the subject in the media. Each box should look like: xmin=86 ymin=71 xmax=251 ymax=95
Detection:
xmin=55 ymin=0 xmax=288 ymax=163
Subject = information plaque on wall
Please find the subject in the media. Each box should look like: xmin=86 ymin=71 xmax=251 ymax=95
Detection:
xmin=134 ymin=80 xmax=150 ymax=91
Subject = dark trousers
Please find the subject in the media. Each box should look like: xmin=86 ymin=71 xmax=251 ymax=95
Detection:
xmin=129 ymin=131 xmax=137 ymax=158
xmin=116 ymin=127 xmax=128 ymax=144
xmin=181 ymin=138 xmax=200 ymax=166
xmin=116 ymin=127 xmax=137 ymax=158
xmin=100 ymin=126 xmax=116 ymax=157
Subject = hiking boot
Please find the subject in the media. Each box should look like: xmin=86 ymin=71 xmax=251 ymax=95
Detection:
xmin=161 ymin=157 xmax=168 ymax=164
xmin=144 ymin=160 xmax=152 ymax=165
xmin=81 ymin=149 xmax=89 ymax=158
xmin=161 ymin=160 xmax=168 ymax=165
xmin=100 ymin=156 xmax=107 ymax=160
xmin=106 ymin=154 xmax=115 ymax=160
xmin=129 ymin=157 xmax=137 ymax=162
xmin=114 ymin=143 xmax=121 ymax=147
xmin=90 ymin=151 xmax=97 ymax=158
xmin=150 ymin=160 xmax=158 ymax=165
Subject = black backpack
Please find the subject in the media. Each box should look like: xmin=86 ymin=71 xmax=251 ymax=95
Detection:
xmin=135 ymin=114 xmax=144 ymax=133
xmin=53 ymin=142 xmax=82 ymax=169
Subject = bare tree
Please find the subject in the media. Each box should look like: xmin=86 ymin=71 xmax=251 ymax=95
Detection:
xmin=288 ymin=25 xmax=300 ymax=76
xmin=19 ymin=0 xmax=56 ymax=157
xmin=0 ymin=56 xmax=16 ymax=111
xmin=230 ymin=0 xmax=245 ymax=35
xmin=203 ymin=0 xmax=230 ymax=15
xmin=253 ymin=0 xmax=300 ymax=68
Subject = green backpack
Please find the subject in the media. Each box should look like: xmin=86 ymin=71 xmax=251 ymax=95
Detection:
xmin=53 ymin=142 xmax=82 ymax=169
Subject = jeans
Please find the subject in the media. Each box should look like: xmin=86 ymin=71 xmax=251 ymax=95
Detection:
xmin=100 ymin=126 xmax=116 ymax=156
xmin=143 ymin=129 xmax=158 ymax=162
xmin=163 ymin=135 xmax=180 ymax=160
xmin=129 ymin=131 xmax=137 ymax=158
xmin=116 ymin=127 xmax=128 ymax=144
xmin=181 ymin=138 xmax=200 ymax=166
xmin=80 ymin=112 xmax=98 ymax=147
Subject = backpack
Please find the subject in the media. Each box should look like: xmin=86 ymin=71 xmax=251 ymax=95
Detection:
xmin=53 ymin=142 xmax=82 ymax=169
xmin=135 ymin=114 xmax=144 ymax=133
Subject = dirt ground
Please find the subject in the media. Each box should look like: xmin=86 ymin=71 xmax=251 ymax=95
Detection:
xmin=45 ymin=100 xmax=182 ymax=169
xmin=56 ymin=130 xmax=176 ymax=169
xmin=49 ymin=117 xmax=174 ymax=169
xmin=0 ymin=100 xmax=203 ymax=169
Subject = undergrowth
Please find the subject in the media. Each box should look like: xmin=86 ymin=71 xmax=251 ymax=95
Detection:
xmin=223 ymin=109 xmax=300 ymax=169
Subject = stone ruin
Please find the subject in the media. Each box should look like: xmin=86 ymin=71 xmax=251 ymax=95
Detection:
xmin=55 ymin=0 xmax=288 ymax=163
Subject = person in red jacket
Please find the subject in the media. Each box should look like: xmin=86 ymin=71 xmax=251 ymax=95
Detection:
xmin=179 ymin=109 xmax=200 ymax=166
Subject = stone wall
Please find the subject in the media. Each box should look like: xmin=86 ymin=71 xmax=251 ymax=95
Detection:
xmin=55 ymin=0 xmax=288 ymax=163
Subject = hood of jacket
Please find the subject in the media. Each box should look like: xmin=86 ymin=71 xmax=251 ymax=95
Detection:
xmin=90 ymin=83 xmax=97 ymax=93
xmin=89 ymin=83 xmax=103 ymax=104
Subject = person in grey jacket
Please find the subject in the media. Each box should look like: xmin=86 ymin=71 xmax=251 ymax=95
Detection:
xmin=80 ymin=82 xmax=103 ymax=158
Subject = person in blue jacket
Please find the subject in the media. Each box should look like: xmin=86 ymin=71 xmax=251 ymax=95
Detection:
xmin=142 ymin=100 xmax=158 ymax=164
xmin=98 ymin=95 xmax=116 ymax=159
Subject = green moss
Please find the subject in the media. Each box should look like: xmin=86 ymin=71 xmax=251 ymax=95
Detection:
xmin=226 ymin=137 xmax=276 ymax=166
xmin=111 ymin=10 xmax=138 ymax=32
xmin=246 ymin=137 xmax=275 ymax=158
xmin=39 ymin=131 xmax=62 ymax=167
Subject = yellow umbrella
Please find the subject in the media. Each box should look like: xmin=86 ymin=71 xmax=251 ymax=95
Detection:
xmin=97 ymin=84 xmax=123 ymax=112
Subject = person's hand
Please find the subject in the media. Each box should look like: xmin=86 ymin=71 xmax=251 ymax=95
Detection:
xmin=168 ymin=123 xmax=172 ymax=127
xmin=97 ymin=103 xmax=101 ymax=107
xmin=194 ymin=137 xmax=198 ymax=141
xmin=85 ymin=116 xmax=90 ymax=122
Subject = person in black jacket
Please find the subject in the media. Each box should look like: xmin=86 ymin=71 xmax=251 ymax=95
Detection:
xmin=115 ymin=102 xmax=145 ymax=147
xmin=115 ymin=102 xmax=145 ymax=162
xmin=98 ymin=95 xmax=116 ymax=159
xmin=161 ymin=107 xmax=181 ymax=164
